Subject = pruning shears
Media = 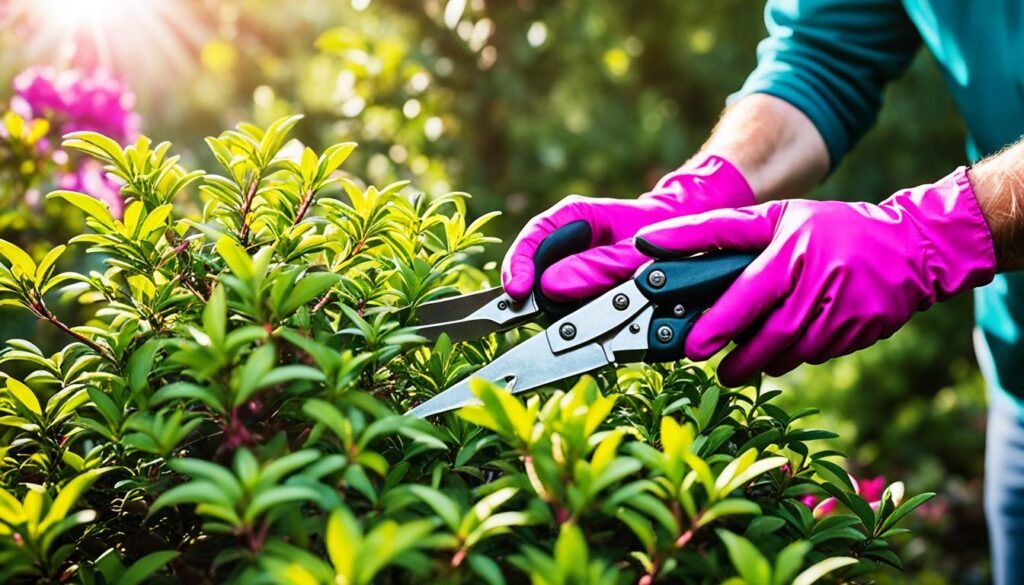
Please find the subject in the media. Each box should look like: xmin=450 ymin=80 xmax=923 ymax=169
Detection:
xmin=407 ymin=221 xmax=755 ymax=418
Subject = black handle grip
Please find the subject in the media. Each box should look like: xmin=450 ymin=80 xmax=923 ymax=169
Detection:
xmin=531 ymin=220 xmax=592 ymax=320
xmin=637 ymin=252 xmax=757 ymax=362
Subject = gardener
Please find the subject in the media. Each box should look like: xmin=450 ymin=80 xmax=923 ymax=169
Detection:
xmin=501 ymin=1 xmax=1024 ymax=581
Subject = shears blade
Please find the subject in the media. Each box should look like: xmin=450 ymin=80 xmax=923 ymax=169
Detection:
xmin=414 ymin=287 xmax=540 ymax=343
xmin=406 ymin=329 xmax=612 ymax=417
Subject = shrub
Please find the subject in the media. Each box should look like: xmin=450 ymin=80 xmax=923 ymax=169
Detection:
xmin=0 ymin=116 xmax=931 ymax=584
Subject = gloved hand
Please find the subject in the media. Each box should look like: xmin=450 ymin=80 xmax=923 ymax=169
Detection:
xmin=501 ymin=154 xmax=755 ymax=302
xmin=634 ymin=167 xmax=996 ymax=386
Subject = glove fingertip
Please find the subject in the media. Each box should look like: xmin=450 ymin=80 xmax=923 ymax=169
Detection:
xmin=684 ymin=320 xmax=728 ymax=360
xmin=684 ymin=337 xmax=720 ymax=362
xmin=502 ymin=272 xmax=533 ymax=301
xmin=716 ymin=352 xmax=756 ymax=387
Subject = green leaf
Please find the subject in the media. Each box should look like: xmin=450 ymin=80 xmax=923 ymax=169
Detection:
xmin=139 ymin=205 xmax=174 ymax=237
xmin=773 ymin=541 xmax=812 ymax=585
xmin=168 ymin=459 xmax=243 ymax=500
xmin=117 ymin=551 xmax=180 ymax=585
xmin=325 ymin=505 xmax=361 ymax=579
xmin=245 ymin=485 xmax=321 ymax=522
xmin=63 ymin=132 xmax=130 ymax=172
xmin=695 ymin=385 xmax=719 ymax=431
xmin=281 ymin=272 xmax=341 ymax=314
xmin=216 ymin=237 xmax=254 ymax=280
xmin=792 ymin=557 xmax=858 ymax=585
xmin=467 ymin=553 xmax=506 ymax=585
xmin=6 ymin=378 xmax=41 ymax=416
xmin=40 ymin=468 xmax=111 ymax=534
xmin=0 ymin=239 xmax=37 ymax=278
xmin=128 ymin=338 xmax=167 ymax=393
xmin=697 ymin=499 xmax=761 ymax=528
xmin=404 ymin=485 xmax=460 ymax=532
xmin=149 ymin=481 xmax=238 ymax=520
xmin=719 ymin=456 xmax=788 ymax=497
xmin=34 ymin=245 xmax=66 ymax=288
xmin=87 ymin=387 xmax=122 ymax=427
xmin=152 ymin=382 xmax=226 ymax=414
xmin=810 ymin=460 xmax=856 ymax=493
xmin=717 ymin=530 xmax=771 ymax=585
xmin=878 ymin=492 xmax=935 ymax=534
xmin=47 ymin=191 xmax=117 ymax=230
xmin=258 ymin=365 xmax=326 ymax=389
xmin=204 ymin=285 xmax=227 ymax=349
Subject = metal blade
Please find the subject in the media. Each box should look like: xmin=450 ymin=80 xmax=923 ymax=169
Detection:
xmin=417 ymin=287 xmax=505 ymax=326
xmin=416 ymin=318 xmax=515 ymax=344
xmin=407 ymin=330 xmax=612 ymax=417
xmin=414 ymin=288 xmax=540 ymax=343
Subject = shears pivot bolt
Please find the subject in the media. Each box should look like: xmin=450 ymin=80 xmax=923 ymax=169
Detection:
xmin=559 ymin=323 xmax=577 ymax=340
xmin=647 ymin=270 xmax=666 ymax=288
xmin=672 ymin=304 xmax=685 ymax=317
xmin=613 ymin=294 xmax=630 ymax=310
xmin=497 ymin=300 xmax=509 ymax=310
xmin=629 ymin=323 xmax=641 ymax=334
xmin=655 ymin=325 xmax=674 ymax=343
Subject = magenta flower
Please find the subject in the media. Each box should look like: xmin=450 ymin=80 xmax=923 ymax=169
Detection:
xmin=857 ymin=476 xmax=886 ymax=503
xmin=803 ymin=474 xmax=891 ymax=518
xmin=10 ymin=66 xmax=140 ymax=217
xmin=12 ymin=66 xmax=140 ymax=141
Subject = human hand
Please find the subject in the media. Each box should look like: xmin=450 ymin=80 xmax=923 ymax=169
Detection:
xmin=634 ymin=167 xmax=996 ymax=385
xmin=500 ymin=155 xmax=754 ymax=302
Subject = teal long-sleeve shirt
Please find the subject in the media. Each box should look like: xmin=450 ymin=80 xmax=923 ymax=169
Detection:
xmin=734 ymin=0 xmax=1024 ymax=408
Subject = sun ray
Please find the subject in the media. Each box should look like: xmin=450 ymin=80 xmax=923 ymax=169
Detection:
xmin=2 ymin=0 xmax=206 ymax=97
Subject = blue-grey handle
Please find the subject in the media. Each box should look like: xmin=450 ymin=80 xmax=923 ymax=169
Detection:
xmin=531 ymin=220 xmax=592 ymax=320
xmin=635 ymin=252 xmax=757 ymax=362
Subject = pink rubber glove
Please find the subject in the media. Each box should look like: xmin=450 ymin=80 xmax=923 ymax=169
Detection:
xmin=501 ymin=154 xmax=755 ymax=302
xmin=634 ymin=167 xmax=996 ymax=386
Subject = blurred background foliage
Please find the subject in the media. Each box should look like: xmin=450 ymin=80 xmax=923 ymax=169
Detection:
xmin=0 ymin=0 xmax=987 ymax=582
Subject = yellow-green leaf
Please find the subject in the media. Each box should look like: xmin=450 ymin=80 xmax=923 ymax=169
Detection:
xmin=6 ymin=378 xmax=41 ymax=416
xmin=326 ymin=506 xmax=361 ymax=579
xmin=792 ymin=557 xmax=859 ymax=585
xmin=0 ymin=239 xmax=37 ymax=279
xmin=39 ymin=468 xmax=111 ymax=535
xmin=216 ymin=237 xmax=254 ymax=279
xmin=48 ymin=191 xmax=117 ymax=230
xmin=34 ymin=245 xmax=66 ymax=288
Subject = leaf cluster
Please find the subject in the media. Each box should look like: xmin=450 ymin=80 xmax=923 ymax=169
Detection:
xmin=0 ymin=117 xmax=930 ymax=584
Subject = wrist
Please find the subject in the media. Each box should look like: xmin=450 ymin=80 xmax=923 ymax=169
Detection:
xmin=651 ymin=153 xmax=757 ymax=210
xmin=967 ymin=154 xmax=1024 ymax=271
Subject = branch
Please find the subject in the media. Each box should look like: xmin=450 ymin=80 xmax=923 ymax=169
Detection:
xmin=292 ymin=187 xmax=316 ymax=228
xmin=36 ymin=302 xmax=115 ymax=361
xmin=238 ymin=177 xmax=260 ymax=245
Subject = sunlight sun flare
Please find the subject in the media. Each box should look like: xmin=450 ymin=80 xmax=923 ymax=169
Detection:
xmin=6 ymin=0 xmax=205 ymax=96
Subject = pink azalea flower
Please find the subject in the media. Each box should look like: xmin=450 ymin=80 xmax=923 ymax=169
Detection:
xmin=10 ymin=66 xmax=140 ymax=218
xmin=803 ymin=474 xmax=889 ymax=518
xmin=812 ymin=497 xmax=838 ymax=519
xmin=857 ymin=476 xmax=886 ymax=503
xmin=12 ymin=66 xmax=139 ymax=141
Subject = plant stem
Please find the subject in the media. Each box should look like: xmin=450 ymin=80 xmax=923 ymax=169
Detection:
xmin=37 ymin=302 xmax=113 ymax=361
xmin=238 ymin=177 xmax=260 ymax=245
xmin=292 ymin=187 xmax=315 ymax=227
xmin=311 ymin=290 xmax=333 ymax=315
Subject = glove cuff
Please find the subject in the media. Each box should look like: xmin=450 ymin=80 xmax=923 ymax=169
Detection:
xmin=885 ymin=166 xmax=997 ymax=302
xmin=650 ymin=153 xmax=757 ymax=210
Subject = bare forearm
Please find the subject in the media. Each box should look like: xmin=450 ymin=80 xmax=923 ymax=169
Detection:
xmin=967 ymin=140 xmax=1024 ymax=271
xmin=692 ymin=94 xmax=830 ymax=202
